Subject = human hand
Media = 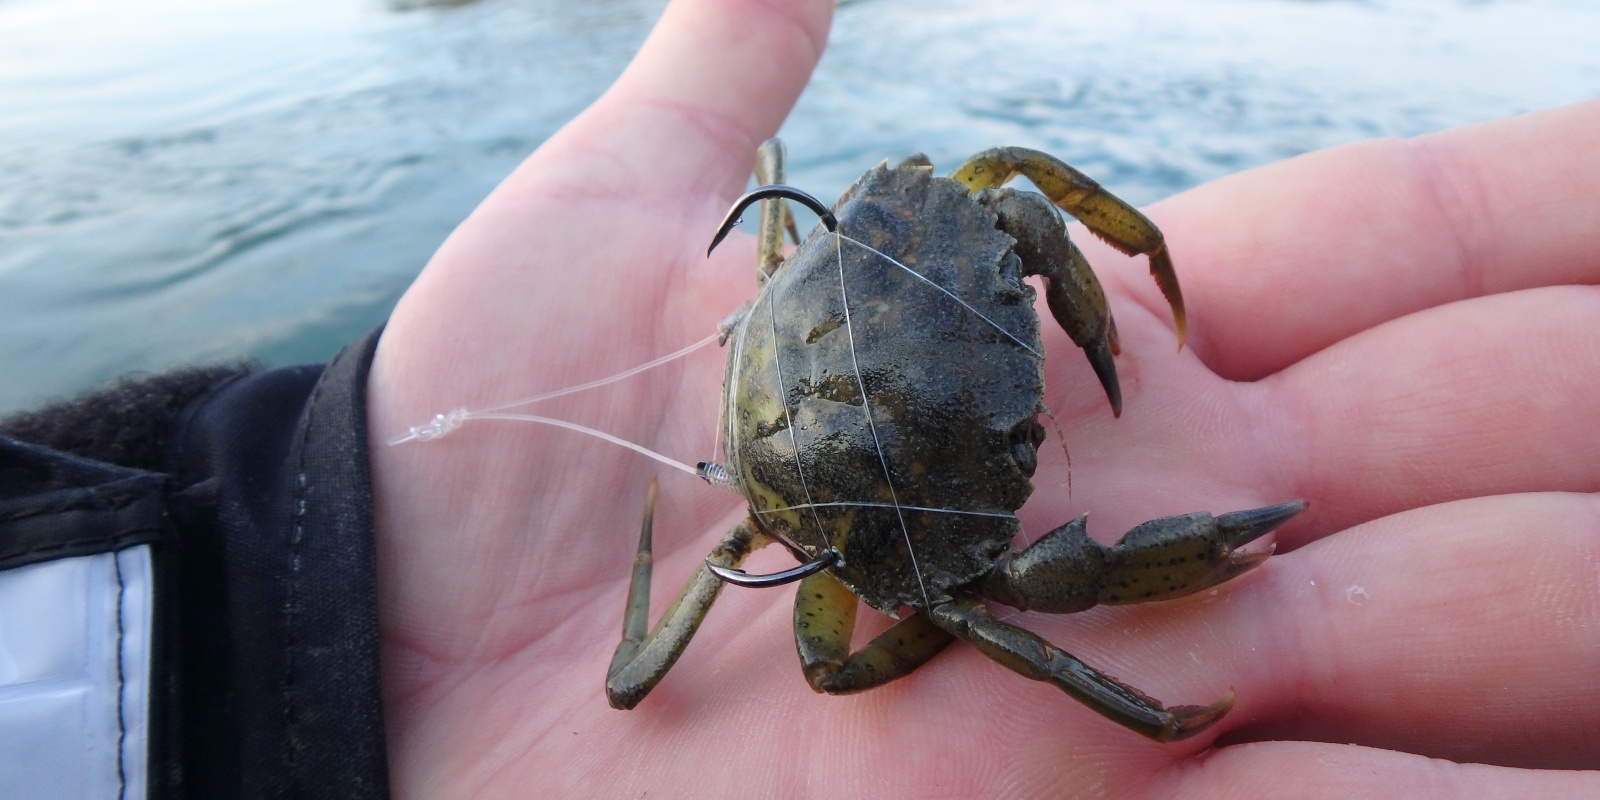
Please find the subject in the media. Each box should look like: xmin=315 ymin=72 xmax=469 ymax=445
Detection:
xmin=365 ymin=0 xmax=1600 ymax=793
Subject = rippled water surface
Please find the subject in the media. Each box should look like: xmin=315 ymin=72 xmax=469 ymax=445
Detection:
xmin=1 ymin=0 xmax=1596 ymax=411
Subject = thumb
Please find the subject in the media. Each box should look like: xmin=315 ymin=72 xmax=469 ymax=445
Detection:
xmin=532 ymin=0 xmax=833 ymax=206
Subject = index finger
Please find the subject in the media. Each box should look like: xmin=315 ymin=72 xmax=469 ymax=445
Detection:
xmin=1135 ymin=100 xmax=1600 ymax=381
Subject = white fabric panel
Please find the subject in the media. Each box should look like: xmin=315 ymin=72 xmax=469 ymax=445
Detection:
xmin=0 ymin=547 xmax=152 ymax=800
xmin=116 ymin=548 xmax=151 ymax=800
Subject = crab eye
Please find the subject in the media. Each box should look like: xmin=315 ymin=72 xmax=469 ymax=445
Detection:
xmin=995 ymin=252 xmax=1027 ymax=300
xmin=1011 ymin=441 xmax=1037 ymax=477
xmin=1010 ymin=418 xmax=1046 ymax=477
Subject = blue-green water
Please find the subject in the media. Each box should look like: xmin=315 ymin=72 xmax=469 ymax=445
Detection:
xmin=2 ymin=0 xmax=1596 ymax=412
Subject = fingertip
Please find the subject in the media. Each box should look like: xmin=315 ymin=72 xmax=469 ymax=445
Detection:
xmin=575 ymin=0 xmax=834 ymax=196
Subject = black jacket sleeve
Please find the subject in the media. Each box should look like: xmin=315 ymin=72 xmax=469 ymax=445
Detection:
xmin=0 ymin=327 xmax=390 ymax=799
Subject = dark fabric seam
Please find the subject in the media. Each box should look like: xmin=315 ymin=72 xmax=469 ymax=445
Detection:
xmin=0 ymin=528 xmax=164 ymax=571
xmin=0 ymin=485 xmax=150 ymax=523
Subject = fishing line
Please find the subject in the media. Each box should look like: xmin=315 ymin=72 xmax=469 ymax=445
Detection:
xmin=387 ymin=332 xmax=722 ymax=477
xmin=834 ymin=229 xmax=934 ymax=611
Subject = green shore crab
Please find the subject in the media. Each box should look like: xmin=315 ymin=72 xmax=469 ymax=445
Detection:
xmin=606 ymin=139 xmax=1304 ymax=741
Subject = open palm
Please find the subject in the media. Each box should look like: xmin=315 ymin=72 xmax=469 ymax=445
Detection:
xmin=364 ymin=0 xmax=1600 ymax=796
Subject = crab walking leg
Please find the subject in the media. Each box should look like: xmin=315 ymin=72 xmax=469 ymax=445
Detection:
xmin=927 ymin=595 xmax=1232 ymax=742
xmin=793 ymin=571 xmax=955 ymax=693
xmin=950 ymin=147 xmax=1186 ymax=346
xmin=983 ymin=187 xmax=1126 ymax=416
xmin=606 ymin=499 xmax=768 ymax=709
xmin=982 ymin=501 xmax=1306 ymax=613
xmin=753 ymin=138 xmax=798 ymax=281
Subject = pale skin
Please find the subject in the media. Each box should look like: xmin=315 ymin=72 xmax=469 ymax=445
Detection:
xmin=366 ymin=0 xmax=1600 ymax=796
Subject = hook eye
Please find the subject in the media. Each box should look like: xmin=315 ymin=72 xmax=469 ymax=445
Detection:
xmin=707 ymin=185 xmax=838 ymax=257
xmin=706 ymin=549 xmax=839 ymax=589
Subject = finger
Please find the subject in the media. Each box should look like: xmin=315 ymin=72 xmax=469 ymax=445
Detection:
xmin=1124 ymin=100 xmax=1600 ymax=381
xmin=1262 ymin=285 xmax=1600 ymax=539
xmin=1175 ymin=740 xmax=1600 ymax=799
xmin=527 ymin=0 xmax=832 ymax=205
xmin=1219 ymin=492 xmax=1600 ymax=768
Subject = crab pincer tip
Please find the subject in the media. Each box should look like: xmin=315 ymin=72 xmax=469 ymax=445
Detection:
xmin=1160 ymin=689 xmax=1235 ymax=742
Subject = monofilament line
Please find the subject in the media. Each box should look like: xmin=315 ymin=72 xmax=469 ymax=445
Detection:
xmin=389 ymin=332 xmax=719 ymax=447
xmin=475 ymin=332 xmax=718 ymax=415
xmin=767 ymin=265 xmax=830 ymax=553
xmin=837 ymin=234 xmax=1040 ymax=358
xmin=461 ymin=413 xmax=700 ymax=477
xmin=834 ymin=231 xmax=933 ymax=610
xmin=754 ymin=502 xmax=1016 ymax=519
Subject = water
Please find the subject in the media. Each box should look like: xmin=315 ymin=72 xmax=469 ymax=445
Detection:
xmin=1 ymin=0 xmax=1595 ymax=412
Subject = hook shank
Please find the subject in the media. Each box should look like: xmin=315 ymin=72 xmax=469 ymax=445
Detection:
xmin=708 ymin=185 xmax=838 ymax=256
xmin=706 ymin=549 xmax=840 ymax=589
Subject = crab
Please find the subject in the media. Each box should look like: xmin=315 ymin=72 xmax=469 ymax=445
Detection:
xmin=605 ymin=139 xmax=1305 ymax=741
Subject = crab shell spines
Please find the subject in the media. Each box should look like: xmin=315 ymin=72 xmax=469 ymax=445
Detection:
xmin=725 ymin=163 xmax=1046 ymax=614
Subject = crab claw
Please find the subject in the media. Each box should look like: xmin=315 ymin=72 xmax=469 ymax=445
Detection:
xmin=708 ymin=184 xmax=837 ymax=257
